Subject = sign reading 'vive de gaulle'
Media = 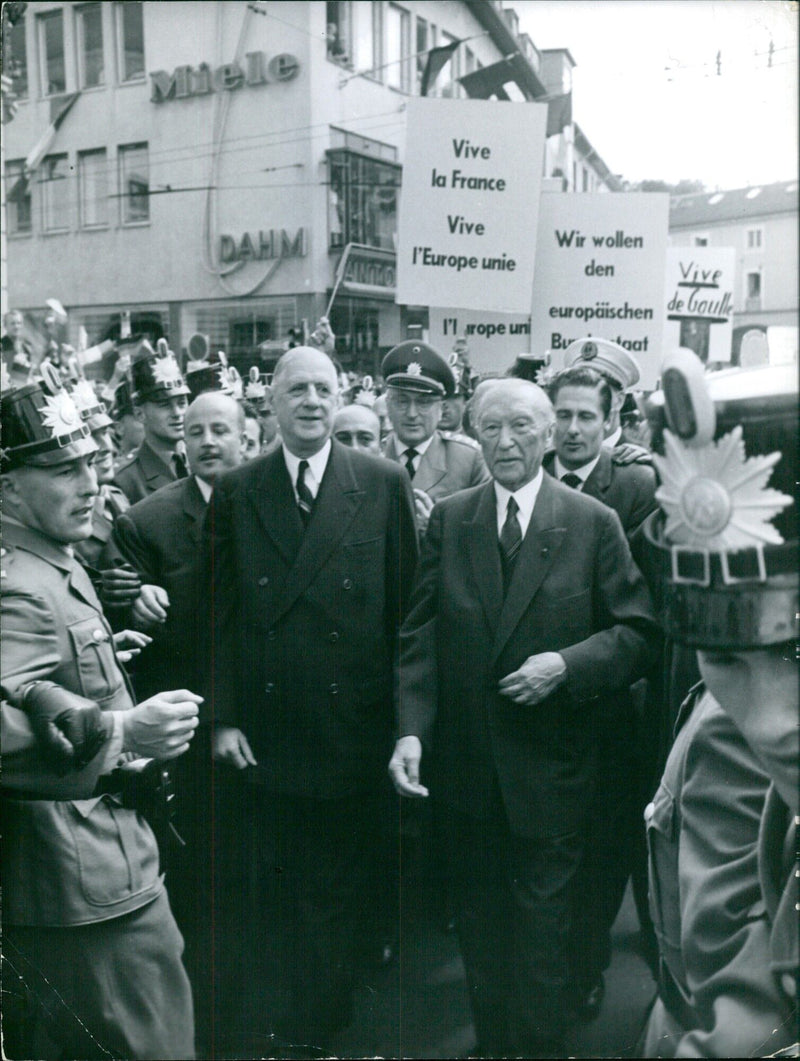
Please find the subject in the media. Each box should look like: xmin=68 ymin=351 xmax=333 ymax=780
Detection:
xmin=530 ymin=193 xmax=670 ymax=390
xmin=150 ymin=51 xmax=299 ymax=103
xmin=396 ymin=98 xmax=548 ymax=314
xmin=663 ymin=246 xmax=736 ymax=364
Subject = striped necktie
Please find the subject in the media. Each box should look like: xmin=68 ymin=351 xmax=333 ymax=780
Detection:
xmin=499 ymin=496 xmax=522 ymax=591
xmin=296 ymin=459 xmax=314 ymax=526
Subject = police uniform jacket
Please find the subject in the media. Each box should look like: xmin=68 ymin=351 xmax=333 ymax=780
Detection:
xmin=0 ymin=520 xmax=163 ymax=927
xmin=74 ymin=485 xmax=130 ymax=570
xmin=204 ymin=441 xmax=419 ymax=797
xmin=114 ymin=439 xmax=178 ymax=505
xmin=105 ymin=476 xmax=206 ymax=699
xmin=383 ymin=430 xmax=489 ymax=503
xmin=543 ymin=448 xmax=657 ymax=539
xmin=396 ymin=474 xmax=659 ymax=838
xmin=642 ymin=686 xmax=795 ymax=1057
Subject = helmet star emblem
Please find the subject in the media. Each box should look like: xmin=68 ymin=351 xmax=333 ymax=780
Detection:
xmin=407 ymin=362 xmax=423 ymax=377
xmin=40 ymin=392 xmax=82 ymax=437
xmin=654 ymin=426 xmax=792 ymax=550
xmin=151 ymin=355 xmax=184 ymax=387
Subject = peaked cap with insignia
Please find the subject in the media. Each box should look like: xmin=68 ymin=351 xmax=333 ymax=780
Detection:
xmin=381 ymin=340 xmax=455 ymax=397
xmin=1 ymin=362 xmax=96 ymax=470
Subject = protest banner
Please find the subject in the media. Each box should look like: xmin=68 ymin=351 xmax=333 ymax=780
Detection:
xmin=530 ymin=193 xmax=669 ymax=390
xmin=396 ymin=98 xmax=548 ymax=313
xmin=663 ymin=245 xmax=735 ymax=364
xmin=428 ymin=307 xmax=531 ymax=374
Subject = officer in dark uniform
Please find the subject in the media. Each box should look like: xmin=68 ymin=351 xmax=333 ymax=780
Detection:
xmin=1 ymin=366 xmax=202 ymax=1060
xmin=114 ymin=339 xmax=191 ymax=505
xmin=639 ymin=350 xmax=798 ymax=1056
xmin=381 ymin=340 xmax=489 ymax=534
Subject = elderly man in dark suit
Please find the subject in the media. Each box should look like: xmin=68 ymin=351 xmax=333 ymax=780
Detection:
xmin=389 ymin=377 xmax=659 ymax=1057
xmin=544 ymin=365 xmax=659 ymax=1017
xmin=205 ymin=346 xmax=418 ymax=1054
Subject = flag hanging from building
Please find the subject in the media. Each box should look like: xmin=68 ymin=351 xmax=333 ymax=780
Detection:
xmin=420 ymin=39 xmax=461 ymax=96
xmin=546 ymin=91 xmax=572 ymax=137
xmin=459 ymin=58 xmax=515 ymax=100
xmin=24 ymin=92 xmax=80 ymax=175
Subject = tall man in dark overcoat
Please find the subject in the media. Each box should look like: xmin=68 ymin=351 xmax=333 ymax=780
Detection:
xmin=204 ymin=346 xmax=418 ymax=1053
xmin=389 ymin=377 xmax=659 ymax=1057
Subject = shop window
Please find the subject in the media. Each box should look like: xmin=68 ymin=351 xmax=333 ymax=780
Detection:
xmin=353 ymin=1 xmax=380 ymax=76
xmin=79 ymin=149 xmax=108 ymax=227
xmin=746 ymin=227 xmax=763 ymax=250
xmin=6 ymin=14 xmax=28 ymax=99
xmin=386 ymin=4 xmax=410 ymax=92
xmin=328 ymin=148 xmax=400 ymax=251
xmin=229 ymin=319 xmax=274 ymax=365
xmin=76 ymin=4 xmax=105 ymax=88
xmin=40 ymin=155 xmax=70 ymax=231
xmin=6 ymin=160 xmax=32 ymax=235
xmin=119 ymin=143 xmax=149 ymax=223
xmin=326 ymin=1 xmax=351 ymax=65
xmin=116 ymin=1 xmax=144 ymax=82
xmin=39 ymin=10 xmax=66 ymax=95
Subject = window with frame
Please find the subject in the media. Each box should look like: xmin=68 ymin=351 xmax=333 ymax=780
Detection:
xmin=5 ymin=160 xmax=32 ymax=234
xmin=40 ymin=154 xmax=70 ymax=231
xmin=77 ymin=4 xmax=105 ymax=88
xmin=353 ymin=1 xmax=380 ymax=76
xmin=326 ymin=0 xmax=351 ymax=65
xmin=693 ymin=234 xmax=709 ymax=246
xmin=386 ymin=4 xmax=411 ymax=92
xmin=7 ymin=15 xmax=28 ymax=99
xmin=328 ymin=149 xmax=400 ymax=251
xmin=39 ymin=10 xmax=66 ymax=95
xmin=414 ymin=16 xmax=433 ymax=94
xmin=746 ymin=227 xmax=763 ymax=250
xmin=116 ymin=1 xmax=144 ymax=82
xmin=119 ymin=143 xmax=149 ymax=223
xmin=79 ymin=149 xmax=108 ymax=227
xmin=439 ymin=32 xmax=460 ymax=98
xmin=746 ymin=271 xmax=762 ymax=300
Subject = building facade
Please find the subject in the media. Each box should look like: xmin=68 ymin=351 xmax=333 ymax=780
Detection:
xmin=669 ymin=181 xmax=799 ymax=361
xmin=3 ymin=0 xmax=618 ymax=375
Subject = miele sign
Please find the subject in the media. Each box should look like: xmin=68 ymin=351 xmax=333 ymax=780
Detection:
xmin=150 ymin=52 xmax=299 ymax=102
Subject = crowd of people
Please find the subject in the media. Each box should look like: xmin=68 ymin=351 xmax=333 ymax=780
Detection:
xmin=1 ymin=304 xmax=796 ymax=1060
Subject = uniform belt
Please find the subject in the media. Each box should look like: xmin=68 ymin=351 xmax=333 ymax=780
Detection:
xmin=2 ymin=776 xmax=123 ymax=802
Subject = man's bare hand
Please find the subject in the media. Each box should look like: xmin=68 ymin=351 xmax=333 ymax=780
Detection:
xmin=498 ymin=652 xmax=567 ymax=706
xmin=413 ymin=489 xmax=434 ymax=536
xmin=611 ymin=441 xmax=651 ymax=466
xmin=388 ymin=735 xmax=428 ymax=798
xmin=121 ymin=689 xmax=202 ymax=760
xmin=213 ymin=726 xmax=257 ymax=770
xmin=131 ymin=584 xmax=170 ymax=627
xmin=113 ymin=629 xmax=152 ymax=664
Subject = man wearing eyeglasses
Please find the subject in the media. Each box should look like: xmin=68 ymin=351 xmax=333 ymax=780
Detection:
xmin=381 ymin=341 xmax=488 ymax=535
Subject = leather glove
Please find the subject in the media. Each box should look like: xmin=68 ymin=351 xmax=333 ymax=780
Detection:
xmin=23 ymin=682 xmax=114 ymax=775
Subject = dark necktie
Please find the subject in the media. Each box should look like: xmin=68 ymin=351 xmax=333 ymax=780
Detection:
xmin=561 ymin=473 xmax=582 ymax=489
xmin=172 ymin=452 xmax=188 ymax=479
xmin=404 ymin=448 xmax=418 ymax=480
xmin=296 ymin=459 xmax=314 ymax=526
xmin=499 ymin=496 xmax=522 ymax=590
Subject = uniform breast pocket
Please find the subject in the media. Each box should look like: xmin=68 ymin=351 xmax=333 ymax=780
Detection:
xmin=67 ymin=617 xmax=124 ymax=704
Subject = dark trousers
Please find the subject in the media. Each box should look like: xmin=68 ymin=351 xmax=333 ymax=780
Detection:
xmin=216 ymin=781 xmax=383 ymax=1052
xmin=439 ymin=797 xmax=583 ymax=1058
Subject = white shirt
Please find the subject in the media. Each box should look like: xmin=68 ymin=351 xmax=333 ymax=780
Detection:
xmin=282 ymin=439 xmax=331 ymax=502
xmin=493 ymin=468 xmax=544 ymax=540
xmin=194 ymin=476 xmax=213 ymax=503
xmin=401 ymin=432 xmax=434 ymax=475
xmin=553 ymin=453 xmax=602 ymax=490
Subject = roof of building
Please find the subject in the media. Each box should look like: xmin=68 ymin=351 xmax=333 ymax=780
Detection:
xmin=670 ymin=180 xmax=799 ymax=227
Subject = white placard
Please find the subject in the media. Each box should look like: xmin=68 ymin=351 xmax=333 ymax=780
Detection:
xmin=663 ymin=246 xmax=735 ymax=365
xmin=530 ymin=193 xmax=670 ymax=390
xmin=396 ymin=98 xmax=548 ymax=314
xmin=428 ymin=307 xmax=532 ymax=375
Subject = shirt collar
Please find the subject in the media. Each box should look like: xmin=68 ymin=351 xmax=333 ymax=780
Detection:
xmin=402 ymin=432 xmax=435 ymax=458
xmin=282 ymin=439 xmax=332 ymax=495
xmin=493 ymin=467 xmax=543 ymax=537
xmin=554 ymin=452 xmax=602 ymax=484
xmin=193 ymin=476 xmax=213 ymax=503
